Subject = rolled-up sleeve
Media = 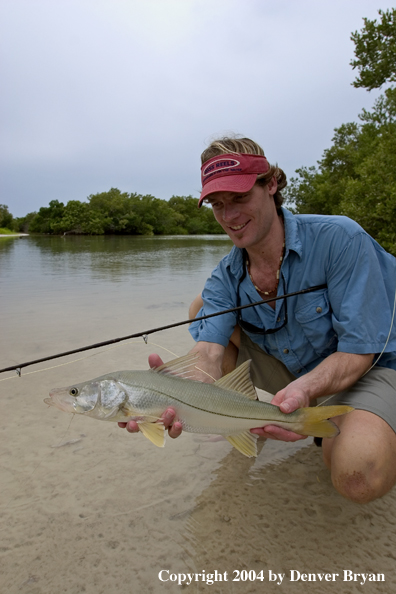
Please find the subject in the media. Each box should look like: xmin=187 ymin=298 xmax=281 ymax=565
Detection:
xmin=328 ymin=232 xmax=396 ymax=355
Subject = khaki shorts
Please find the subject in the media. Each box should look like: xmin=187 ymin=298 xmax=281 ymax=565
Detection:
xmin=237 ymin=331 xmax=396 ymax=433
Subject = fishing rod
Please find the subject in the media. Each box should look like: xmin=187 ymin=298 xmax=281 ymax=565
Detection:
xmin=0 ymin=284 xmax=326 ymax=376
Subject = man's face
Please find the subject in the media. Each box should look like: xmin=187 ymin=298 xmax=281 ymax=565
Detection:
xmin=206 ymin=178 xmax=278 ymax=251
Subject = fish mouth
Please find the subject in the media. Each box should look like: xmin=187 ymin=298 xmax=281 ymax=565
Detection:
xmin=44 ymin=397 xmax=55 ymax=406
xmin=44 ymin=389 xmax=76 ymax=414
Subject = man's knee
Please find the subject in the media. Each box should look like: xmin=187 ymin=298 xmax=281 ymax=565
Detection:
xmin=331 ymin=466 xmax=383 ymax=504
xmin=322 ymin=410 xmax=396 ymax=503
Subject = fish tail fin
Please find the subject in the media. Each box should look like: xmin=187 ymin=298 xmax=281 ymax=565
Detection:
xmin=295 ymin=405 xmax=354 ymax=438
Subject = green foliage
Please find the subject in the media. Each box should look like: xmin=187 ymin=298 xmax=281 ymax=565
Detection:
xmin=12 ymin=191 xmax=223 ymax=236
xmin=351 ymin=8 xmax=396 ymax=90
xmin=13 ymin=211 xmax=38 ymax=233
xmin=285 ymin=88 xmax=396 ymax=254
xmin=0 ymin=204 xmax=14 ymax=230
xmin=28 ymin=200 xmax=65 ymax=234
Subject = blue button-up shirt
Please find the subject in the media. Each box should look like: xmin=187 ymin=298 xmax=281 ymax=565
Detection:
xmin=189 ymin=208 xmax=396 ymax=376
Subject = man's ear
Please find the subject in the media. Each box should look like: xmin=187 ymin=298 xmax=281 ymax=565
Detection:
xmin=268 ymin=175 xmax=278 ymax=196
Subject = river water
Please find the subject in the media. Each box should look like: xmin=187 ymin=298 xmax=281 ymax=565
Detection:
xmin=1 ymin=235 xmax=395 ymax=594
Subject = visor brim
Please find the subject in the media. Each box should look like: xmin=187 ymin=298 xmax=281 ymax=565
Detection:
xmin=198 ymin=173 xmax=258 ymax=207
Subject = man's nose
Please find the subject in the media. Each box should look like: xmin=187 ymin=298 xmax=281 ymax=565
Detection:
xmin=222 ymin=203 xmax=239 ymax=221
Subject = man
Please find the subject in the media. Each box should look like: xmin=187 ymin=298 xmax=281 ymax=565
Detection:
xmin=119 ymin=136 xmax=396 ymax=504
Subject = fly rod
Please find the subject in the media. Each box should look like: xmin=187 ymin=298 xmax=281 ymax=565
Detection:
xmin=0 ymin=284 xmax=326 ymax=375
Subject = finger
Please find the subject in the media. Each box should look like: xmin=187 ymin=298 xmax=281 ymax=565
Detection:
xmin=168 ymin=421 xmax=183 ymax=439
xmin=251 ymin=425 xmax=307 ymax=442
xmin=279 ymin=397 xmax=303 ymax=414
xmin=149 ymin=353 xmax=164 ymax=369
xmin=161 ymin=407 xmax=176 ymax=429
xmin=125 ymin=420 xmax=140 ymax=433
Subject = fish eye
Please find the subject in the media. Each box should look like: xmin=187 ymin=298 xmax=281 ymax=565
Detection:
xmin=69 ymin=387 xmax=79 ymax=396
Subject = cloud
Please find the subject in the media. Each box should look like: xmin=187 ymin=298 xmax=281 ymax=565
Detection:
xmin=0 ymin=0 xmax=384 ymax=216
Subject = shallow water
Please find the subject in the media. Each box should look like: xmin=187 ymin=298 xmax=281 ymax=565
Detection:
xmin=1 ymin=235 xmax=395 ymax=594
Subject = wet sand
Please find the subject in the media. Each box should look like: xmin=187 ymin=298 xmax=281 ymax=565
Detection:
xmin=1 ymin=330 xmax=396 ymax=594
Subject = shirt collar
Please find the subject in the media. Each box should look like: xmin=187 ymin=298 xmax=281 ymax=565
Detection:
xmin=227 ymin=207 xmax=303 ymax=276
xmin=282 ymin=207 xmax=303 ymax=260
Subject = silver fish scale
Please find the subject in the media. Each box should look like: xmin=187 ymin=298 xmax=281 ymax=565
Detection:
xmin=111 ymin=369 xmax=301 ymax=430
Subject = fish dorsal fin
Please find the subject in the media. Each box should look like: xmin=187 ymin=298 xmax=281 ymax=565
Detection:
xmin=138 ymin=420 xmax=165 ymax=447
xmin=256 ymin=387 xmax=274 ymax=403
xmin=153 ymin=353 xmax=201 ymax=380
xmin=214 ymin=360 xmax=257 ymax=400
xmin=226 ymin=431 xmax=258 ymax=457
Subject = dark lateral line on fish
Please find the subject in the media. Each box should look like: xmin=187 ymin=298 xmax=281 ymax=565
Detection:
xmin=0 ymin=284 xmax=326 ymax=375
xmin=133 ymin=385 xmax=300 ymax=422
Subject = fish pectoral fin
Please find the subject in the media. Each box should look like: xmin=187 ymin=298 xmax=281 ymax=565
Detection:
xmin=215 ymin=360 xmax=258 ymax=400
xmin=138 ymin=421 xmax=166 ymax=448
xmin=226 ymin=431 xmax=258 ymax=458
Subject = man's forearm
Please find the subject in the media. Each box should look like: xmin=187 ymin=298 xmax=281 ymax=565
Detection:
xmin=290 ymin=351 xmax=374 ymax=402
xmin=189 ymin=341 xmax=226 ymax=382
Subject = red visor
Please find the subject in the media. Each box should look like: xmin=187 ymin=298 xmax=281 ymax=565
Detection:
xmin=198 ymin=153 xmax=269 ymax=207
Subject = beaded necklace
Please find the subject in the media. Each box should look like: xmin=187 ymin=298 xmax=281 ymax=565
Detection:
xmin=246 ymin=241 xmax=285 ymax=296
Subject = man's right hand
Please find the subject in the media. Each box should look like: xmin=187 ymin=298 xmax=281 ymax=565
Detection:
xmin=117 ymin=354 xmax=183 ymax=439
xmin=117 ymin=406 xmax=183 ymax=439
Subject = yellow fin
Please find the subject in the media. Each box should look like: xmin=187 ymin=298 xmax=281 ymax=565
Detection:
xmin=154 ymin=353 xmax=200 ymax=380
xmin=226 ymin=430 xmax=258 ymax=457
xmin=138 ymin=421 xmax=165 ymax=447
xmin=215 ymin=360 xmax=257 ymax=400
xmin=296 ymin=405 xmax=354 ymax=438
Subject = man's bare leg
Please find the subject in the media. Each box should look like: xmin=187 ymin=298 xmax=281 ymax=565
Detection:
xmin=322 ymin=410 xmax=396 ymax=503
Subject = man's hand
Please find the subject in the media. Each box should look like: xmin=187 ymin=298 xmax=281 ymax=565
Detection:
xmin=250 ymin=382 xmax=310 ymax=442
xmin=117 ymin=354 xmax=182 ymax=439
xmin=250 ymin=352 xmax=374 ymax=442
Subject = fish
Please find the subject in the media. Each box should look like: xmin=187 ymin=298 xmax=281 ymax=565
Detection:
xmin=44 ymin=354 xmax=353 ymax=457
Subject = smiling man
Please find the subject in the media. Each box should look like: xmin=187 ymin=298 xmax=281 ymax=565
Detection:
xmin=120 ymin=136 xmax=396 ymax=504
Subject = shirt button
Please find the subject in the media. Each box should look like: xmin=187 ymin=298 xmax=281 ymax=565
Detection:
xmin=316 ymin=306 xmax=322 ymax=313
xmin=277 ymin=317 xmax=281 ymax=322
xmin=297 ymin=369 xmax=302 ymax=374
xmin=283 ymin=348 xmax=289 ymax=354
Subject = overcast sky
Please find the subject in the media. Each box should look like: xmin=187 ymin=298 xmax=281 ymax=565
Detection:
xmin=0 ymin=0 xmax=389 ymax=217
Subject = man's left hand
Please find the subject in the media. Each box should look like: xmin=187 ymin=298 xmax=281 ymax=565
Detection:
xmin=250 ymin=382 xmax=310 ymax=442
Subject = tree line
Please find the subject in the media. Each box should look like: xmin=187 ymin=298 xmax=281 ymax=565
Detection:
xmin=284 ymin=8 xmax=396 ymax=255
xmin=2 ymin=192 xmax=223 ymax=235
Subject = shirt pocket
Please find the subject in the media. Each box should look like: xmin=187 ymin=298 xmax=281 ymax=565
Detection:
xmin=294 ymin=291 xmax=338 ymax=357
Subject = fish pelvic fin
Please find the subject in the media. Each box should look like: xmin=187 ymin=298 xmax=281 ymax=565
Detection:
xmin=226 ymin=431 xmax=258 ymax=457
xmin=295 ymin=405 xmax=354 ymax=438
xmin=138 ymin=420 xmax=166 ymax=448
xmin=215 ymin=360 xmax=258 ymax=400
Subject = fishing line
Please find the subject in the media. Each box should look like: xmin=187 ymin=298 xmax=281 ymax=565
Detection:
xmin=0 ymin=338 xmax=181 ymax=383
xmin=0 ymin=284 xmax=327 ymax=376
xmin=316 ymin=276 xmax=396 ymax=407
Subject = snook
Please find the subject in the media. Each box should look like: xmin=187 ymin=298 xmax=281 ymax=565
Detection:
xmin=45 ymin=354 xmax=353 ymax=457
